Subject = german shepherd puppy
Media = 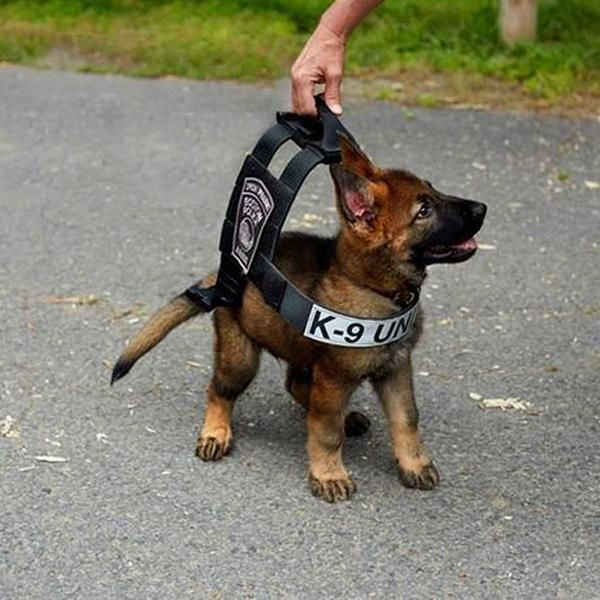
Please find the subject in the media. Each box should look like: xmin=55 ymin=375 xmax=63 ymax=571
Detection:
xmin=111 ymin=135 xmax=486 ymax=502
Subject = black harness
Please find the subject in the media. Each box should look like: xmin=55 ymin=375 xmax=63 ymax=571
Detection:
xmin=185 ymin=97 xmax=419 ymax=348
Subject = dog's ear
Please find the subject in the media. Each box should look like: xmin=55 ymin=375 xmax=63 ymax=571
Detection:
xmin=331 ymin=164 xmax=377 ymax=228
xmin=332 ymin=134 xmax=380 ymax=228
xmin=338 ymin=134 xmax=376 ymax=178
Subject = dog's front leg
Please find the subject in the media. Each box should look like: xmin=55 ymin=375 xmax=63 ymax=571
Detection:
xmin=307 ymin=364 xmax=356 ymax=502
xmin=372 ymin=355 xmax=439 ymax=490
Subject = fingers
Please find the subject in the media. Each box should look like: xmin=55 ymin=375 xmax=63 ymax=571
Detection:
xmin=290 ymin=24 xmax=346 ymax=117
xmin=291 ymin=71 xmax=318 ymax=117
xmin=291 ymin=68 xmax=343 ymax=117
xmin=323 ymin=68 xmax=343 ymax=115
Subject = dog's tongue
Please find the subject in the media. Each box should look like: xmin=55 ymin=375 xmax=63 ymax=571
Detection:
xmin=453 ymin=237 xmax=478 ymax=251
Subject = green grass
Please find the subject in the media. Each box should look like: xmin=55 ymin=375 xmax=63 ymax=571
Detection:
xmin=0 ymin=0 xmax=598 ymax=98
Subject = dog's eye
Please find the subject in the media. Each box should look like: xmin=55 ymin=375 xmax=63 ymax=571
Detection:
xmin=417 ymin=202 xmax=433 ymax=219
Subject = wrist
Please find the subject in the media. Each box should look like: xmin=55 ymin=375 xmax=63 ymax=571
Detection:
xmin=318 ymin=14 xmax=350 ymax=43
xmin=319 ymin=0 xmax=382 ymax=41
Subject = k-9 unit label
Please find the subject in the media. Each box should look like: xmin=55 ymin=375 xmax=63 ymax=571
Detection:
xmin=232 ymin=177 xmax=274 ymax=273
xmin=303 ymin=303 xmax=418 ymax=348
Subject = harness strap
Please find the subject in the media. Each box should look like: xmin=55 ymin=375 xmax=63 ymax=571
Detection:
xmin=279 ymin=147 xmax=324 ymax=194
xmin=248 ymin=254 xmax=419 ymax=348
xmin=257 ymin=147 xmax=324 ymax=261
xmin=252 ymin=123 xmax=293 ymax=166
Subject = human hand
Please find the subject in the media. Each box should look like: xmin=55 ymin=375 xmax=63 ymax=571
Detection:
xmin=291 ymin=22 xmax=346 ymax=117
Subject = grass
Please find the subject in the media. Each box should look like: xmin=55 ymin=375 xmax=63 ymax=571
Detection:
xmin=0 ymin=0 xmax=598 ymax=106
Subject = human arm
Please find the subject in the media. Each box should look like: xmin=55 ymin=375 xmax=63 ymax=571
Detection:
xmin=291 ymin=0 xmax=384 ymax=116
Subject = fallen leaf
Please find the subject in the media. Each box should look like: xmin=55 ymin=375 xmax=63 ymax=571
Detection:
xmin=186 ymin=360 xmax=203 ymax=369
xmin=34 ymin=455 xmax=67 ymax=463
xmin=0 ymin=415 xmax=20 ymax=439
xmin=110 ymin=308 xmax=133 ymax=320
xmin=479 ymin=397 xmax=530 ymax=412
xmin=109 ymin=303 xmax=146 ymax=322
xmin=42 ymin=294 xmax=103 ymax=306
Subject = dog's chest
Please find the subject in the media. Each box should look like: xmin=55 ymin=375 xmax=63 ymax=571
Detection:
xmin=361 ymin=307 xmax=423 ymax=379
xmin=364 ymin=340 xmax=412 ymax=378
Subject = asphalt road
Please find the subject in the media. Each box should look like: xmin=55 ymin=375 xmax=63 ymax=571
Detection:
xmin=1 ymin=67 xmax=599 ymax=599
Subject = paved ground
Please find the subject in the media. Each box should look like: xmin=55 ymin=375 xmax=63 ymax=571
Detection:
xmin=0 ymin=67 xmax=598 ymax=599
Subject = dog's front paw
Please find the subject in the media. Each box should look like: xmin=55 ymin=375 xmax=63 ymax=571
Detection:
xmin=196 ymin=428 xmax=232 ymax=461
xmin=398 ymin=460 xmax=440 ymax=490
xmin=309 ymin=472 xmax=356 ymax=503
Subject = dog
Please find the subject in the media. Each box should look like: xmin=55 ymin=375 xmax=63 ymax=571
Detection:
xmin=111 ymin=135 xmax=486 ymax=502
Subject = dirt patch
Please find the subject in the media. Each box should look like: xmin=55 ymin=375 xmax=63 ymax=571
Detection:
xmin=35 ymin=45 xmax=138 ymax=72
xmin=345 ymin=70 xmax=600 ymax=119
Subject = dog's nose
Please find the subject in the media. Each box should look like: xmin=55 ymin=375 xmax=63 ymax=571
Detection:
xmin=459 ymin=200 xmax=486 ymax=221
xmin=471 ymin=202 xmax=487 ymax=220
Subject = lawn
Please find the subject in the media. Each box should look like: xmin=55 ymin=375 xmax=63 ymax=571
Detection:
xmin=1 ymin=0 xmax=598 ymax=110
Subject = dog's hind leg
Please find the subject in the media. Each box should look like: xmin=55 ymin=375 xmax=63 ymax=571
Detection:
xmin=286 ymin=366 xmax=371 ymax=438
xmin=196 ymin=307 xmax=260 ymax=461
xmin=372 ymin=356 xmax=439 ymax=490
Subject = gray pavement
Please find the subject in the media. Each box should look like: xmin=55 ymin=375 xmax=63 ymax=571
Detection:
xmin=0 ymin=66 xmax=599 ymax=599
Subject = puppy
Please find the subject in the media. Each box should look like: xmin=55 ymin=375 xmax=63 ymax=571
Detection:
xmin=112 ymin=136 xmax=486 ymax=502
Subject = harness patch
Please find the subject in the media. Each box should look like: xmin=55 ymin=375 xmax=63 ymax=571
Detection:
xmin=304 ymin=303 xmax=418 ymax=348
xmin=232 ymin=177 xmax=274 ymax=273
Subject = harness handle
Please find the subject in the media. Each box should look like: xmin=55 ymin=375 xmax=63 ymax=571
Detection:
xmin=276 ymin=94 xmax=356 ymax=163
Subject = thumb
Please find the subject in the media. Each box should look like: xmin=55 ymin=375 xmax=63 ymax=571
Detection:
xmin=324 ymin=70 xmax=343 ymax=115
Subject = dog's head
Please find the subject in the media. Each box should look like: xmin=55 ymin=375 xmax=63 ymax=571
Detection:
xmin=331 ymin=135 xmax=487 ymax=268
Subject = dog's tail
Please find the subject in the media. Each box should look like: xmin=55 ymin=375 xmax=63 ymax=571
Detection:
xmin=110 ymin=287 xmax=206 ymax=385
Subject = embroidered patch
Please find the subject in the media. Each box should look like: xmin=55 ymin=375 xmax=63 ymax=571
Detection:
xmin=232 ymin=177 xmax=274 ymax=273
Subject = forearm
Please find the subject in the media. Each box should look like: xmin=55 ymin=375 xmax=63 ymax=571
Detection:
xmin=290 ymin=0 xmax=384 ymax=115
xmin=319 ymin=0 xmax=384 ymax=41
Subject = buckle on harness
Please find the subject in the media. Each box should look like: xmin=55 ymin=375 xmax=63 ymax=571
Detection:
xmin=184 ymin=284 xmax=231 ymax=311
